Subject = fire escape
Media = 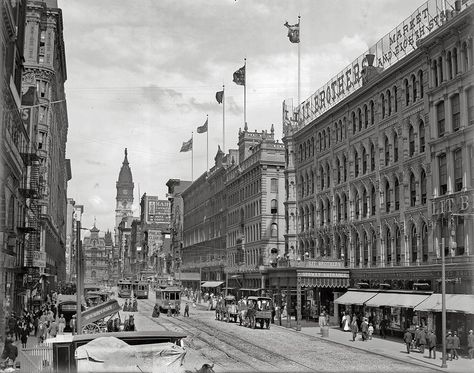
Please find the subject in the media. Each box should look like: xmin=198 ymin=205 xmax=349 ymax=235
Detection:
xmin=18 ymin=150 xmax=43 ymax=282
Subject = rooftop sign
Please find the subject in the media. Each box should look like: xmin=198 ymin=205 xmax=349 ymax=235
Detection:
xmin=290 ymin=0 xmax=471 ymax=129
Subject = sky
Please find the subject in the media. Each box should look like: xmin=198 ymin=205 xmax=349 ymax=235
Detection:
xmin=60 ymin=0 xmax=428 ymax=233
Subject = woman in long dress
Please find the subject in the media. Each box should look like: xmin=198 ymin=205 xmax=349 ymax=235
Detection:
xmin=343 ymin=312 xmax=351 ymax=331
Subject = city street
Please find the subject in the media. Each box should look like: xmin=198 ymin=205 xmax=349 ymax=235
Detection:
xmin=116 ymin=293 xmax=467 ymax=373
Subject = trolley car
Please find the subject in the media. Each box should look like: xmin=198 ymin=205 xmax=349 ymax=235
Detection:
xmin=118 ymin=279 xmax=149 ymax=299
xmin=155 ymin=286 xmax=181 ymax=314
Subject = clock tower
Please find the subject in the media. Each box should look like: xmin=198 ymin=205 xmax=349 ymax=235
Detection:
xmin=115 ymin=148 xmax=134 ymax=230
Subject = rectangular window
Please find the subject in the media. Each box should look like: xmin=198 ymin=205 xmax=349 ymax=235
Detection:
xmin=452 ymin=94 xmax=460 ymax=131
xmin=270 ymin=178 xmax=278 ymax=193
xmin=455 ymin=216 xmax=465 ymax=256
xmin=454 ymin=149 xmax=463 ymax=192
xmin=437 ymin=102 xmax=445 ymax=137
xmin=439 ymin=154 xmax=447 ymax=195
xmin=467 ymin=88 xmax=474 ymax=126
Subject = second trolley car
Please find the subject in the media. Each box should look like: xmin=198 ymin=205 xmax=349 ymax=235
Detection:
xmin=155 ymin=286 xmax=181 ymax=314
xmin=118 ymin=279 xmax=149 ymax=299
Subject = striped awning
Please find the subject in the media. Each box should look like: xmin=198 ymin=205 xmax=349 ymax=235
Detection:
xmin=300 ymin=277 xmax=350 ymax=288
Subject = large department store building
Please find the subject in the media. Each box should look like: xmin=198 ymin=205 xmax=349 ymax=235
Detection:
xmin=281 ymin=0 xmax=473 ymax=339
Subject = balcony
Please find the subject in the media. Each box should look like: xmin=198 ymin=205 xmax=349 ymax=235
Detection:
xmin=18 ymin=188 xmax=39 ymax=199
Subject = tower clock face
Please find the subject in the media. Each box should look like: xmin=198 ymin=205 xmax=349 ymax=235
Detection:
xmin=123 ymin=189 xmax=128 ymax=195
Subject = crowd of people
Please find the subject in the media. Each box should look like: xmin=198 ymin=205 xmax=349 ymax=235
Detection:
xmin=122 ymin=297 xmax=138 ymax=312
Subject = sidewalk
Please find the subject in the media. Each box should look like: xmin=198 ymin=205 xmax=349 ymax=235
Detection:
xmin=283 ymin=324 xmax=473 ymax=373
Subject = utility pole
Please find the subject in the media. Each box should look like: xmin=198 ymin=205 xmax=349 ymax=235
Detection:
xmin=76 ymin=220 xmax=82 ymax=335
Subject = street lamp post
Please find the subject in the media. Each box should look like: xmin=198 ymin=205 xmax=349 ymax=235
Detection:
xmin=76 ymin=220 xmax=82 ymax=335
xmin=441 ymin=213 xmax=447 ymax=369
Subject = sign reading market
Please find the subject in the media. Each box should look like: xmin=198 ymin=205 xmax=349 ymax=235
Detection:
xmin=294 ymin=0 xmax=470 ymax=128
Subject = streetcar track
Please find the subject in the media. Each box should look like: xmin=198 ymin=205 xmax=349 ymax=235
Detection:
xmin=139 ymin=299 xmax=316 ymax=372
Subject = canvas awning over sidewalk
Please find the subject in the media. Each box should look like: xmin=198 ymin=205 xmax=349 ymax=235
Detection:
xmin=365 ymin=292 xmax=431 ymax=308
xmin=334 ymin=290 xmax=378 ymax=305
xmin=200 ymin=281 xmax=224 ymax=288
xmin=414 ymin=293 xmax=474 ymax=314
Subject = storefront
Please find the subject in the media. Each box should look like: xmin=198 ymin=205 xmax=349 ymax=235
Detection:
xmin=414 ymin=293 xmax=474 ymax=348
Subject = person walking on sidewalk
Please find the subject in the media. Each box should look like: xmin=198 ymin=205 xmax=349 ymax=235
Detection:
xmin=446 ymin=331 xmax=455 ymax=360
xmin=351 ymin=318 xmax=359 ymax=342
xmin=58 ymin=314 xmax=66 ymax=334
xmin=468 ymin=330 xmax=474 ymax=359
xmin=418 ymin=327 xmax=427 ymax=354
xmin=452 ymin=331 xmax=460 ymax=360
xmin=403 ymin=329 xmax=413 ymax=354
xmin=184 ymin=302 xmax=190 ymax=317
xmin=427 ymin=330 xmax=437 ymax=359
xmin=361 ymin=318 xmax=369 ymax=341
xmin=379 ymin=318 xmax=387 ymax=339
xmin=20 ymin=322 xmax=29 ymax=349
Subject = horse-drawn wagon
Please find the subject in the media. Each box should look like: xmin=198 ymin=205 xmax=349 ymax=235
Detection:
xmin=81 ymin=299 xmax=126 ymax=334
xmin=241 ymin=296 xmax=272 ymax=329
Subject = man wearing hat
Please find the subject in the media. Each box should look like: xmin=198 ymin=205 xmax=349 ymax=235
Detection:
xmin=468 ymin=330 xmax=474 ymax=359
xmin=427 ymin=330 xmax=437 ymax=359
xmin=69 ymin=314 xmax=77 ymax=335
xmin=446 ymin=331 xmax=455 ymax=361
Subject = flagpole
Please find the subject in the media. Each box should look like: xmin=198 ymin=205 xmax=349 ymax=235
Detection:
xmin=191 ymin=132 xmax=194 ymax=181
xmin=244 ymin=58 xmax=247 ymax=126
xmin=222 ymin=84 xmax=225 ymax=152
xmin=297 ymin=15 xmax=301 ymax=124
xmin=206 ymin=115 xmax=209 ymax=173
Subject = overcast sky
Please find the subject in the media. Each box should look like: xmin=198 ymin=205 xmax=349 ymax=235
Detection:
xmin=60 ymin=0 xmax=427 ymax=233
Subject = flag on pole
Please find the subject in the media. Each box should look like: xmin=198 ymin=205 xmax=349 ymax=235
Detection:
xmin=180 ymin=137 xmax=193 ymax=152
xmin=197 ymin=118 xmax=208 ymax=134
xmin=215 ymin=90 xmax=224 ymax=104
xmin=233 ymin=65 xmax=245 ymax=86
xmin=284 ymin=20 xmax=300 ymax=43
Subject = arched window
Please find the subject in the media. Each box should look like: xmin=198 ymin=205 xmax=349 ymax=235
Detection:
xmin=339 ymin=120 xmax=343 ymax=140
xmin=453 ymin=47 xmax=458 ymax=76
xmin=327 ymin=128 xmax=331 ymax=148
xmin=336 ymin=158 xmax=341 ymax=184
xmin=393 ymin=132 xmax=399 ymax=162
xmin=387 ymin=89 xmax=392 ymax=116
xmin=355 ymin=233 xmax=361 ymax=266
xmin=394 ymin=178 xmax=400 ymax=210
xmin=336 ymin=195 xmax=341 ymax=222
xmin=418 ymin=70 xmax=424 ymax=98
xmin=433 ymin=59 xmax=439 ymax=87
xmin=326 ymin=162 xmax=330 ymax=188
xmin=271 ymin=199 xmax=278 ymax=214
xmin=271 ymin=223 xmax=278 ymax=237
xmin=7 ymin=197 xmax=14 ymax=229
xmin=395 ymin=226 xmax=401 ymax=265
xmin=370 ymin=101 xmax=375 ymax=125
xmin=371 ymin=186 xmax=376 ymax=216
xmin=370 ymin=143 xmax=375 ymax=171
xmin=362 ymin=188 xmax=368 ymax=217
xmin=393 ymin=86 xmax=398 ymax=112
xmin=311 ymin=137 xmax=315 ymax=156
xmin=300 ymin=175 xmax=305 ymax=198
xmin=421 ymin=222 xmax=428 ymax=262
xmin=320 ymin=165 xmax=325 ymax=190
xmin=454 ymin=148 xmax=463 ymax=192
xmin=364 ymin=105 xmax=368 ymax=128
xmin=438 ymin=56 xmax=444 ymax=82
xmin=404 ymin=79 xmax=409 ymax=106
xmin=343 ymin=193 xmax=348 ymax=221
xmin=354 ymin=150 xmax=359 ymax=177
xmin=371 ymin=230 xmax=377 ymax=266
xmin=363 ymin=231 xmax=369 ymax=266
xmin=354 ymin=190 xmax=360 ymax=219
xmin=384 ymin=136 xmax=390 ymax=166
xmin=343 ymin=155 xmax=347 ymax=181
xmin=381 ymin=93 xmax=385 ymax=119
xmin=411 ymin=225 xmax=417 ymax=263
xmin=362 ymin=147 xmax=367 ymax=174
xmin=358 ymin=108 xmax=362 ymax=131
xmin=420 ymin=169 xmax=427 ymax=205
xmin=311 ymin=170 xmax=315 ymax=194
xmin=410 ymin=172 xmax=416 ymax=207
xmin=303 ymin=143 xmax=307 ymax=159
xmin=386 ymin=229 xmax=392 ymax=264
xmin=318 ymin=132 xmax=322 ymax=151
xmin=462 ymin=41 xmax=469 ymax=72
xmin=412 ymin=75 xmax=417 ymax=102
xmin=447 ymin=50 xmax=453 ymax=79
xmin=409 ymin=125 xmax=415 ymax=156
xmin=419 ymin=120 xmax=425 ymax=152
xmin=352 ymin=111 xmax=356 ymax=133
xmin=385 ymin=181 xmax=391 ymax=213
xmin=323 ymin=129 xmax=327 ymax=149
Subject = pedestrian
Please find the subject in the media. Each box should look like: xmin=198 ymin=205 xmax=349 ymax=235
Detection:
xmin=342 ymin=312 xmax=350 ymax=332
xmin=414 ymin=326 xmax=421 ymax=349
xmin=446 ymin=331 xmax=454 ymax=360
xmin=58 ymin=314 xmax=66 ymax=334
xmin=7 ymin=313 xmax=17 ymax=341
xmin=167 ymin=302 xmax=172 ymax=317
xmin=69 ymin=315 xmax=77 ymax=335
xmin=361 ymin=318 xmax=369 ymax=341
xmin=368 ymin=323 xmax=374 ymax=340
xmin=418 ymin=327 xmax=427 ymax=353
xmin=152 ymin=304 xmax=160 ymax=318
xmin=20 ymin=323 xmax=29 ymax=349
xmin=1 ymin=333 xmax=18 ymax=369
xmin=184 ymin=302 xmax=190 ymax=317
xmin=350 ymin=318 xmax=359 ymax=342
xmin=403 ymin=329 xmax=413 ymax=354
xmin=380 ymin=318 xmax=387 ymax=339
xmin=468 ymin=330 xmax=474 ymax=359
xmin=49 ymin=319 xmax=58 ymax=338
xmin=427 ymin=330 xmax=437 ymax=359
xmin=175 ymin=303 xmax=180 ymax=317
xmin=452 ymin=331 xmax=460 ymax=360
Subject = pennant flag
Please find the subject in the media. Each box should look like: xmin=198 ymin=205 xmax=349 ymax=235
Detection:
xmin=233 ymin=65 xmax=245 ymax=86
xmin=197 ymin=118 xmax=208 ymax=134
xmin=215 ymin=90 xmax=224 ymax=104
xmin=284 ymin=20 xmax=300 ymax=43
xmin=180 ymin=137 xmax=193 ymax=152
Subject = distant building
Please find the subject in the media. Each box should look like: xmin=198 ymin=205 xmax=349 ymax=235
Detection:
xmin=82 ymin=225 xmax=108 ymax=286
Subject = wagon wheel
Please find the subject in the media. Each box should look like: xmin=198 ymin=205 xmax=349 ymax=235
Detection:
xmin=82 ymin=323 xmax=100 ymax=334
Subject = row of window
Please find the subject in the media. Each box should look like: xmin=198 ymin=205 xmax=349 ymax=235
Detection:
xmin=435 ymin=88 xmax=474 ymax=138
xmin=431 ymin=40 xmax=472 ymax=88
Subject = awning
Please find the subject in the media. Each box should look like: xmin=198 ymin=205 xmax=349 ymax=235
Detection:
xmin=365 ymin=292 xmax=430 ymax=308
xmin=414 ymin=294 xmax=474 ymax=314
xmin=179 ymin=272 xmax=200 ymax=281
xmin=200 ymin=281 xmax=224 ymax=288
xmin=334 ymin=291 xmax=379 ymax=305
xmin=239 ymin=288 xmax=261 ymax=292
xmin=300 ymin=277 xmax=350 ymax=288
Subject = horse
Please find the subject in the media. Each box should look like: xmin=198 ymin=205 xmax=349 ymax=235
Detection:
xmin=124 ymin=315 xmax=135 ymax=331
